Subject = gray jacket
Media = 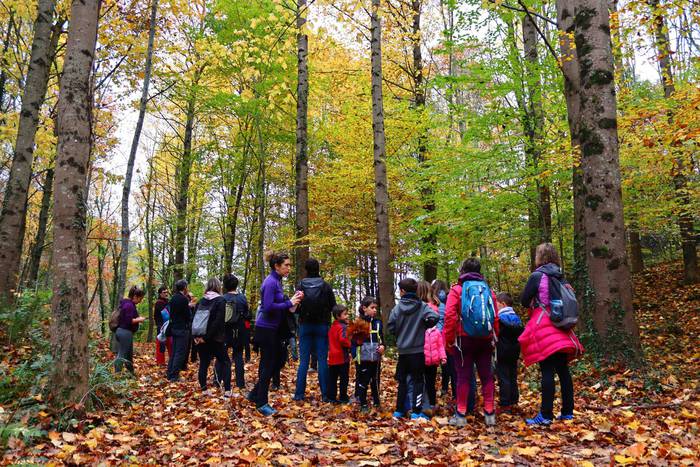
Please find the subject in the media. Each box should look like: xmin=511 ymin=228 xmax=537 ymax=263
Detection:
xmin=387 ymin=294 xmax=440 ymax=355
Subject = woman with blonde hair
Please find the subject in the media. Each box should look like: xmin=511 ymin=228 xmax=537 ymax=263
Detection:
xmin=519 ymin=243 xmax=584 ymax=425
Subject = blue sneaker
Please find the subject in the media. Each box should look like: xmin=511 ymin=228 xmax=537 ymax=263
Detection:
xmin=411 ymin=412 xmax=430 ymax=421
xmin=392 ymin=411 xmax=405 ymax=419
xmin=558 ymin=414 xmax=574 ymax=421
xmin=526 ymin=413 xmax=552 ymax=426
xmin=257 ymin=404 xmax=277 ymax=416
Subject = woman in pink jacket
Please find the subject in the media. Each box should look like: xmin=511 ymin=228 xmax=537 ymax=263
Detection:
xmin=519 ymin=243 xmax=584 ymax=426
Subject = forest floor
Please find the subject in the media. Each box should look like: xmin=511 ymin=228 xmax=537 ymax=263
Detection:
xmin=2 ymin=262 xmax=699 ymax=465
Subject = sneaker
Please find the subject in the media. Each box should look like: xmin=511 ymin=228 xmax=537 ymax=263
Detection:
xmin=558 ymin=414 xmax=574 ymax=421
xmin=257 ymin=404 xmax=277 ymax=416
xmin=448 ymin=413 xmax=467 ymax=427
xmin=246 ymin=391 xmax=256 ymax=403
xmin=526 ymin=412 xmax=553 ymax=426
xmin=392 ymin=411 xmax=406 ymax=419
xmin=484 ymin=411 xmax=496 ymax=426
xmin=411 ymin=412 xmax=430 ymax=421
xmin=223 ymin=390 xmax=233 ymax=398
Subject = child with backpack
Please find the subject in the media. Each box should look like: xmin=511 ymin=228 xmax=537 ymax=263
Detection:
xmin=519 ymin=243 xmax=584 ymax=426
xmin=387 ymin=278 xmax=440 ymax=420
xmin=418 ymin=281 xmax=445 ymax=411
xmin=443 ymin=257 xmax=499 ymax=427
xmin=327 ymin=304 xmax=351 ymax=403
xmin=494 ymin=292 xmax=524 ymax=413
xmin=350 ymin=296 xmax=385 ymax=412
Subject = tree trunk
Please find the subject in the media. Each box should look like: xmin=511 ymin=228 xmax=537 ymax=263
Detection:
xmin=629 ymin=227 xmax=644 ymax=273
xmin=522 ymin=12 xmax=551 ymax=252
xmin=294 ymin=0 xmax=310 ymax=283
xmin=256 ymin=126 xmax=267 ymax=291
xmin=116 ymin=0 xmax=159 ymax=300
xmin=0 ymin=0 xmax=56 ymax=301
xmin=570 ymin=0 xmax=640 ymax=356
xmin=144 ymin=162 xmax=156 ymax=342
xmin=173 ymin=94 xmax=196 ymax=281
xmin=224 ymin=164 xmax=248 ymax=274
xmin=555 ymin=0 xmax=587 ymax=292
xmin=97 ymin=243 xmax=107 ymax=335
xmin=648 ymin=0 xmax=697 ymax=283
xmin=0 ymin=13 xmax=14 ymax=114
xmin=370 ymin=0 xmax=395 ymax=323
xmin=409 ymin=0 xmax=436 ymax=282
xmin=49 ymin=0 xmax=99 ymax=408
xmin=26 ymin=167 xmax=54 ymax=286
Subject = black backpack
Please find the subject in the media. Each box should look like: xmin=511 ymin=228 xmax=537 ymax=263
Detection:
xmin=224 ymin=294 xmax=246 ymax=326
xmin=298 ymin=279 xmax=329 ymax=323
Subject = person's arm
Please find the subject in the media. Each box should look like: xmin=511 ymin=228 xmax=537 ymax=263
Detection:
xmin=520 ymin=272 xmax=542 ymax=308
xmin=423 ymin=304 xmax=439 ymax=328
xmin=241 ymin=296 xmax=251 ymax=320
xmin=387 ymin=307 xmax=397 ymax=336
xmin=491 ymin=291 xmax=500 ymax=337
xmin=443 ymin=286 xmax=459 ymax=349
xmin=262 ymin=282 xmax=293 ymax=313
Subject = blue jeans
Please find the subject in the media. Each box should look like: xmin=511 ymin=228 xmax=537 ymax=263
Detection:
xmin=294 ymin=323 xmax=329 ymax=399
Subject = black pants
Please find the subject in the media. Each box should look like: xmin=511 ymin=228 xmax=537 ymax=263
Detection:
xmin=250 ymin=327 xmax=281 ymax=408
xmin=198 ymin=341 xmax=231 ymax=391
xmin=356 ymin=361 xmax=380 ymax=406
xmin=424 ymin=365 xmax=438 ymax=407
xmin=242 ymin=326 xmax=251 ymax=362
xmin=496 ymin=359 xmax=519 ymax=407
xmin=167 ymin=329 xmax=190 ymax=381
xmin=327 ymin=362 xmax=350 ymax=402
xmin=440 ymin=354 xmax=456 ymax=397
xmin=396 ymin=353 xmax=425 ymax=414
xmin=216 ymin=343 xmax=245 ymax=389
xmin=539 ymin=352 xmax=573 ymax=419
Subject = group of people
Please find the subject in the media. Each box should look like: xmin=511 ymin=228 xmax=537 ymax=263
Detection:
xmin=112 ymin=242 xmax=584 ymax=427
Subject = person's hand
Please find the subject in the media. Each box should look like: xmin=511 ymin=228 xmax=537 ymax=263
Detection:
xmin=377 ymin=345 xmax=385 ymax=355
xmin=194 ymin=337 xmax=204 ymax=345
xmin=291 ymin=291 xmax=303 ymax=306
xmin=441 ymin=358 xmax=447 ymax=365
xmin=134 ymin=317 xmax=146 ymax=323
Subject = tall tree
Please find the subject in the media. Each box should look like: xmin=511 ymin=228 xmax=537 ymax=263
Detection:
xmin=116 ymin=0 xmax=159 ymax=301
xmin=294 ymin=0 xmax=310 ymax=282
xmin=25 ymin=166 xmax=54 ymax=286
xmin=648 ymin=0 xmax=698 ymax=283
xmin=0 ymin=0 xmax=57 ymax=301
xmin=568 ymin=0 xmax=640 ymax=355
xmin=370 ymin=0 xmax=395 ymax=322
xmin=49 ymin=0 xmax=100 ymax=407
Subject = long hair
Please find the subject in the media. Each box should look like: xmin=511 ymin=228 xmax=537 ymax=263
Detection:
xmin=417 ymin=280 xmax=439 ymax=306
xmin=535 ymin=243 xmax=561 ymax=268
xmin=205 ymin=277 xmax=222 ymax=294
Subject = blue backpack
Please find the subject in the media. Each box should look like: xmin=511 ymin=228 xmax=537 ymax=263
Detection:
xmin=460 ymin=280 xmax=495 ymax=337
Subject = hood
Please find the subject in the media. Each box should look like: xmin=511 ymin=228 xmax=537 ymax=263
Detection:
xmin=537 ymin=263 xmax=563 ymax=279
xmin=300 ymin=276 xmax=324 ymax=287
xmin=203 ymin=291 xmax=221 ymax=300
xmin=458 ymin=272 xmax=484 ymax=283
xmin=398 ymin=295 xmax=422 ymax=315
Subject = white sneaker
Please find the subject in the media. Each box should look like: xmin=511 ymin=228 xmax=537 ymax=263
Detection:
xmin=484 ymin=412 xmax=496 ymax=426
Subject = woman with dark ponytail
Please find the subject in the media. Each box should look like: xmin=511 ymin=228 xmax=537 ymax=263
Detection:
xmin=248 ymin=251 xmax=303 ymax=416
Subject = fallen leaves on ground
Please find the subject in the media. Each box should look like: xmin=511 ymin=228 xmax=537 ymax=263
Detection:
xmin=2 ymin=263 xmax=699 ymax=464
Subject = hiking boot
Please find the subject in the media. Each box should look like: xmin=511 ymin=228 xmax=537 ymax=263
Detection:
xmin=526 ymin=412 xmax=552 ymax=426
xmin=257 ymin=404 xmax=277 ymax=416
xmin=448 ymin=413 xmax=467 ymax=427
xmin=484 ymin=411 xmax=496 ymax=426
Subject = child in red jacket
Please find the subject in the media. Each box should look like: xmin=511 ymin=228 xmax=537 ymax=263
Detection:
xmin=327 ymin=305 xmax=351 ymax=403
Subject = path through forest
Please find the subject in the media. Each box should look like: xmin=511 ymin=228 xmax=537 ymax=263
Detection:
xmin=3 ymin=264 xmax=699 ymax=465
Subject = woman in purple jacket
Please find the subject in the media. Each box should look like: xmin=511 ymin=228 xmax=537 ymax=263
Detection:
xmin=248 ymin=251 xmax=303 ymax=415
xmin=115 ymin=286 xmax=146 ymax=374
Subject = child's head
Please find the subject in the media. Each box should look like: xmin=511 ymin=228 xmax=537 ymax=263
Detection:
xmin=459 ymin=257 xmax=481 ymax=275
xmin=359 ymin=296 xmax=378 ymax=318
xmin=398 ymin=277 xmax=418 ymax=296
xmin=431 ymin=279 xmax=448 ymax=296
xmin=417 ymin=280 xmax=438 ymax=305
xmin=496 ymin=292 xmax=513 ymax=309
xmin=332 ymin=304 xmax=349 ymax=322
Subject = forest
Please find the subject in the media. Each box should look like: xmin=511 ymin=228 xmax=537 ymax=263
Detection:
xmin=0 ymin=0 xmax=698 ymax=463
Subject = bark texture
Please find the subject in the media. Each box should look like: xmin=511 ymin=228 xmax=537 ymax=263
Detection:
xmin=571 ymin=0 xmax=640 ymax=352
xmin=0 ymin=0 xmax=56 ymax=300
xmin=26 ymin=167 xmax=54 ymax=286
xmin=49 ymin=0 xmax=99 ymax=407
xmin=370 ymin=0 xmax=395 ymax=322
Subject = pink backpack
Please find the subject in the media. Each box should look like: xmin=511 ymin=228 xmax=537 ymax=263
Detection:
xmin=424 ymin=326 xmax=446 ymax=366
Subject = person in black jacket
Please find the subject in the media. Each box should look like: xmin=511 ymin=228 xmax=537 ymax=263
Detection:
xmin=495 ymin=292 xmax=524 ymax=413
xmin=215 ymin=274 xmax=249 ymax=390
xmin=167 ymin=279 xmax=192 ymax=382
xmin=194 ymin=277 xmax=232 ymax=395
xmin=293 ymin=258 xmax=337 ymax=402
